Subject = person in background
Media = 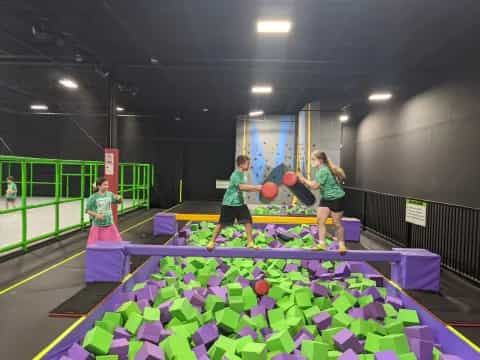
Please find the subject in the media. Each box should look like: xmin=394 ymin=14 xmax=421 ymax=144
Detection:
xmin=85 ymin=177 xmax=123 ymax=245
xmin=5 ymin=176 xmax=17 ymax=209
xmin=298 ymin=150 xmax=347 ymax=253
xmin=207 ymin=155 xmax=262 ymax=251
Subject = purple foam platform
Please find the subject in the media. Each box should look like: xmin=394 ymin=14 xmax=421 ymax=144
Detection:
xmin=153 ymin=213 xmax=178 ymax=235
xmin=391 ymin=248 xmax=441 ymax=292
xmin=342 ymin=217 xmax=361 ymax=242
xmin=85 ymin=242 xmax=130 ymax=282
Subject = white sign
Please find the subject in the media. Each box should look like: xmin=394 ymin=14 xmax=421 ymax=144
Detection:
xmin=216 ymin=180 xmax=229 ymax=189
xmin=406 ymin=199 xmax=427 ymax=227
xmin=105 ymin=153 xmax=115 ymax=175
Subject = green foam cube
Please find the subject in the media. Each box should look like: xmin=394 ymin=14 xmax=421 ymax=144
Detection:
xmin=228 ymin=283 xmax=243 ymax=297
xmin=160 ymin=334 xmax=191 ymax=359
xmin=268 ymin=308 xmax=285 ymax=327
xmin=230 ymin=295 xmax=245 ymax=313
xmin=95 ymin=320 xmax=117 ymax=334
xmin=384 ymin=303 xmax=398 ymax=318
xmin=433 ymin=347 xmax=442 ymax=360
xmin=170 ymin=321 xmax=199 ymax=339
xmin=103 ymin=312 xmax=123 ymax=328
xmin=365 ymin=332 xmax=384 ymax=353
xmin=368 ymin=319 xmax=387 ymax=336
xmin=286 ymin=316 xmax=305 ymax=336
xmin=301 ymin=340 xmax=329 ymax=360
xmin=380 ymin=333 xmax=410 ymax=354
xmin=236 ymin=335 xmax=255 ymax=353
xmin=170 ymin=298 xmax=196 ymax=321
xmin=241 ymin=342 xmax=267 ymax=360
xmin=322 ymin=261 xmax=334 ymax=270
xmin=303 ymin=306 xmax=322 ymax=323
xmin=82 ymin=326 xmax=113 ymax=355
xmin=314 ymin=297 xmax=332 ymax=310
xmin=332 ymin=312 xmax=354 ymax=328
xmin=277 ymin=296 xmax=295 ymax=312
xmin=294 ymin=287 xmax=314 ymax=308
xmin=97 ymin=356 xmax=118 ymax=360
xmin=216 ymin=308 xmax=240 ymax=333
xmin=132 ymin=282 xmax=146 ymax=292
xmin=321 ymin=327 xmax=343 ymax=346
xmin=266 ymin=330 xmax=295 ymax=354
xmin=385 ymin=320 xmax=405 ymax=334
xmin=398 ymin=309 xmax=420 ymax=326
xmin=205 ymin=295 xmax=225 ymax=313
xmin=328 ymin=350 xmax=342 ymax=360
xmin=349 ymin=319 xmax=371 ymax=338
xmin=399 ymin=353 xmax=418 ymax=360
xmin=143 ymin=307 xmax=160 ymax=322
xmin=128 ymin=340 xmax=143 ymax=360
xmin=117 ymin=301 xmax=141 ymax=322
xmin=252 ymin=314 xmax=268 ymax=329
xmin=269 ymin=285 xmax=287 ymax=300
xmin=358 ymin=355 xmax=375 ymax=360
xmin=358 ymin=295 xmax=374 ymax=307
xmin=124 ymin=312 xmax=143 ymax=335
xmin=209 ymin=335 xmax=237 ymax=360
xmin=242 ymin=287 xmax=258 ymax=311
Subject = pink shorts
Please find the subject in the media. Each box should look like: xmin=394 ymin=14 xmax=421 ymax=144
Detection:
xmin=87 ymin=224 xmax=122 ymax=245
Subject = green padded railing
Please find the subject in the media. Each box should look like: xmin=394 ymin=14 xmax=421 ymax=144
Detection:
xmin=0 ymin=155 xmax=153 ymax=254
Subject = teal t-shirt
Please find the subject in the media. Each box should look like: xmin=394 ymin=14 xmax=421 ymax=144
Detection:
xmin=315 ymin=165 xmax=345 ymax=201
xmin=86 ymin=191 xmax=119 ymax=227
xmin=222 ymin=170 xmax=247 ymax=206
xmin=6 ymin=182 xmax=17 ymax=199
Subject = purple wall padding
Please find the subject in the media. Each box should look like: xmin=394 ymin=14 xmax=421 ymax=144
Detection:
xmin=390 ymin=248 xmax=441 ymax=292
xmin=85 ymin=242 xmax=130 ymax=283
xmin=153 ymin=213 xmax=178 ymax=235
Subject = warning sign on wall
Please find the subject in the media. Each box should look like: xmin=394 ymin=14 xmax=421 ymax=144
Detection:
xmin=406 ymin=199 xmax=427 ymax=227
xmin=105 ymin=153 xmax=115 ymax=175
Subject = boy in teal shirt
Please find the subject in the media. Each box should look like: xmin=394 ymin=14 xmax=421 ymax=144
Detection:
xmin=207 ymin=155 xmax=262 ymax=250
xmin=5 ymin=176 xmax=17 ymax=209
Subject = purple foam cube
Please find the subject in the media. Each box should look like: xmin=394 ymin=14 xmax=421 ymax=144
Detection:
xmin=197 ymin=287 xmax=208 ymax=298
xmin=273 ymin=354 xmax=308 ymax=360
xmin=158 ymin=300 xmax=173 ymax=324
xmin=284 ymin=264 xmax=299 ymax=273
xmin=252 ymin=267 xmax=264 ymax=278
xmin=208 ymin=276 xmax=223 ymax=287
xmin=364 ymin=302 xmax=386 ymax=320
xmin=314 ymin=267 xmax=328 ymax=278
xmin=367 ymin=274 xmax=384 ymax=287
xmin=362 ymin=287 xmax=383 ymax=301
xmin=208 ymin=286 xmax=227 ymax=302
xmin=147 ymin=280 xmax=166 ymax=288
xmin=334 ymin=328 xmax=363 ymax=353
xmin=405 ymin=325 xmax=434 ymax=343
xmin=307 ymin=260 xmax=321 ymax=273
xmin=193 ymin=321 xmax=220 ymax=345
xmin=261 ymin=327 xmax=273 ymax=338
xmin=165 ymin=271 xmax=177 ymax=277
xmin=239 ymin=326 xmax=257 ymax=340
xmin=269 ymin=240 xmax=283 ymax=248
xmin=190 ymin=292 xmax=206 ymax=308
xmin=125 ymin=291 xmax=136 ymax=301
xmin=294 ymin=328 xmax=314 ymax=348
xmin=319 ymin=273 xmax=334 ymax=281
xmin=250 ymin=305 xmax=266 ymax=317
xmin=114 ymin=326 xmax=131 ymax=340
xmin=60 ymin=356 xmax=73 ymax=360
xmin=193 ymin=344 xmax=208 ymax=359
xmin=301 ymin=260 xmax=309 ymax=268
xmin=67 ymin=343 xmax=91 ymax=360
xmin=310 ymin=226 xmax=318 ymax=235
xmin=407 ymin=337 xmax=434 ymax=360
xmin=313 ymin=312 xmax=331 ymax=330
xmin=136 ymin=299 xmax=150 ymax=311
xmin=339 ymin=349 xmax=360 ymax=360
xmin=237 ymin=276 xmax=250 ymax=288
xmin=110 ymin=338 xmax=129 ymax=358
xmin=260 ymin=296 xmax=276 ymax=310
xmin=184 ymin=272 xmax=196 ymax=284
xmin=349 ymin=307 xmax=366 ymax=319
xmin=386 ymin=295 xmax=403 ymax=310
xmin=374 ymin=351 xmax=399 ymax=360
xmin=216 ymin=235 xmax=226 ymax=243
xmin=265 ymin=224 xmax=277 ymax=236
xmin=135 ymin=341 xmax=165 ymax=360
xmin=328 ymin=242 xmax=340 ymax=251
xmin=311 ymin=282 xmax=329 ymax=297
xmin=137 ymin=321 xmax=163 ymax=343
xmin=218 ymin=262 xmax=230 ymax=273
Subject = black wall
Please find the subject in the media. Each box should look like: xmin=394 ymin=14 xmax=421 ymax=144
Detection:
xmin=118 ymin=115 xmax=235 ymax=208
xmin=343 ymin=80 xmax=480 ymax=208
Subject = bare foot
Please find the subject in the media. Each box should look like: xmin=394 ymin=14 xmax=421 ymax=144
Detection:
xmin=338 ymin=243 xmax=347 ymax=255
xmin=311 ymin=243 xmax=327 ymax=251
xmin=207 ymin=241 xmax=216 ymax=251
xmin=247 ymin=243 xmax=259 ymax=250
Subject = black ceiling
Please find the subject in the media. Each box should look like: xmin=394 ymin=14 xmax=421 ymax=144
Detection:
xmin=1 ymin=0 xmax=480 ymax=120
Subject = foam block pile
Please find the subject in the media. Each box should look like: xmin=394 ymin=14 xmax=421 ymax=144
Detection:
xmin=64 ymin=252 xmax=462 ymax=359
xmin=188 ymin=222 xmax=334 ymax=249
xmin=253 ymin=205 xmax=316 ymax=216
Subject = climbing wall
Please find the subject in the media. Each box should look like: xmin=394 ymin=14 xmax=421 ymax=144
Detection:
xmin=235 ymin=115 xmax=296 ymax=204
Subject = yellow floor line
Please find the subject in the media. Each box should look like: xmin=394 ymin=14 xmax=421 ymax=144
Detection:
xmin=0 ymin=205 xmax=180 ymax=297
xmin=32 ymin=317 xmax=86 ymax=360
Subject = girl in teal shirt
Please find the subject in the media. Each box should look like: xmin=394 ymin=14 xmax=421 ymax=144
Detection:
xmin=299 ymin=151 xmax=347 ymax=253
xmin=5 ymin=176 xmax=17 ymax=209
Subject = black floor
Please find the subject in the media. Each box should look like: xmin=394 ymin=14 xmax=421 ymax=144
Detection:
xmin=0 ymin=202 xmax=478 ymax=359
xmin=0 ymin=208 xmax=169 ymax=360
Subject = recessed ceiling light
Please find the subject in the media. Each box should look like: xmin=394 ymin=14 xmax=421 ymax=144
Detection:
xmin=251 ymin=85 xmax=273 ymax=94
xmin=368 ymin=92 xmax=392 ymax=102
xmin=257 ymin=20 xmax=292 ymax=34
xmin=116 ymin=106 xmax=125 ymax=112
xmin=249 ymin=110 xmax=264 ymax=117
xmin=30 ymin=104 xmax=48 ymax=111
xmin=175 ymin=116 xmax=182 ymax=121
xmin=339 ymin=114 xmax=350 ymax=122
xmin=203 ymin=108 xmax=209 ymax=112
xmin=59 ymin=78 xmax=78 ymax=89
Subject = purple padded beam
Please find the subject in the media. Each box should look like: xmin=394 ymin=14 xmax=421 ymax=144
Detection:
xmin=124 ymin=245 xmax=402 ymax=262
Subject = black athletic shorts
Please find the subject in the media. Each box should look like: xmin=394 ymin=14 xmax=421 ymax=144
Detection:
xmin=319 ymin=196 xmax=345 ymax=213
xmin=219 ymin=204 xmax=252 ymax=226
